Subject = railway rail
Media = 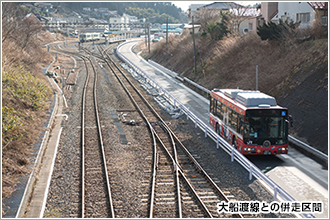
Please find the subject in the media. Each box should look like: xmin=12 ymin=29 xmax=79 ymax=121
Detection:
xmin=42 ymin=41 xmax=306 ymax=218
xmin=80 ymin=54 xmax=114 ymax=218
xmin=52 ymin=47 xmax=114 ymax=218
xmin=97 ymin=45 xmax=244 ymax=218
xmin=35 ymin=40 xmax=318 ymax=219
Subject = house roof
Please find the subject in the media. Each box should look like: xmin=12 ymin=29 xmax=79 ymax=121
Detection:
xmin=308 ymin=2 xmax=327 ymax=10
xmin=230 ymin=7 xmax=261 ymax=17
xmin=199 ymin=2 xmax=241 ymax=10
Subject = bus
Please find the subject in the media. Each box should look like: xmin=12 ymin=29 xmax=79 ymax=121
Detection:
xmin=209 ymin=89 xmax=289 ymax=155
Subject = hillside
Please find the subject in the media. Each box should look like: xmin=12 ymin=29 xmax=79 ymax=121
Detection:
xmin=142 ymin=30 xmax=328 ymax=155
xmin=53 ymin=2 xmax=184 ymax=22
xmin=2 ymin=3 xmax=71 ymax=205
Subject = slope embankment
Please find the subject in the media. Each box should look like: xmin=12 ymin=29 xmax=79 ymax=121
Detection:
xmin=2 ymin=30 xmax=66 ymax=209
xmin=142 ymin=32 xmax=328 ymax=155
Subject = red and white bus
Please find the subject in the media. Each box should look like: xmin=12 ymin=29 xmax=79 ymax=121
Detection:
xmin=209 ymin=89 xmax=289 ymax=155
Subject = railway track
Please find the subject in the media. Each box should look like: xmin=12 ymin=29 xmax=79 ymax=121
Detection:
xmin=96 ymin=45 xmax=182 ymax=217
xmin=97 ymin=45 xmax=244 ymax=218
xmin=52 ymin=46 xmax=115 ymax=218
xmin=80 ymin=54 xmax=114 ymax=218
xmin=50 ymin=43 xmax=245 ymax=218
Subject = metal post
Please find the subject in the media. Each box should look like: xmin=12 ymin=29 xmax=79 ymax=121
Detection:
xmin=66 ymin=28 xmax=68 ymax=46
xmin=192 ymin=16 xmax=197 ymax=74
xmin=148 ymin=24 xmax=150 ymax=54
xmin=145 ymin=24 xmax=147 ymax=47
xmin=166 ymin=17 xmax=168 ymax=60
xmin=256 ymin=65 xmax=258 ymax=91
xmin=249 ymin=166 xmax=253 ymax=180
xmin=62 ymin=76 xmax=64 ymax=94
xmin=274 ymin=187 xmax=278 ymax=201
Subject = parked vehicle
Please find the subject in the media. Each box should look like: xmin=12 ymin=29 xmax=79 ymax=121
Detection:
xmin=46 ymin=71 xmax=58 ymax=78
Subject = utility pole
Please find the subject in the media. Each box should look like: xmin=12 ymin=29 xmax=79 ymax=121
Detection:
xmin=145 ymin=23 xmax=147 ymax=48
xmin=192 ymin=16 xmax=197 ymax=74
xmin=148 ymin=23 xmax=151 ymax=54
xmin=166 ymin=17 xmax=168 ymax=60
xmin=256 ymin=65 xmax=259 ymax=91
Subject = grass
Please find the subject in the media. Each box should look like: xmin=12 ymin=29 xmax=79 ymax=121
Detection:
xmin=144 ymin=28 xmax=327 ymax=97
xmin=1 ymin=31 xmax=62 ymax=208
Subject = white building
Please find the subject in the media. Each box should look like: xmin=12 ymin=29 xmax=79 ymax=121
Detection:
xmin=261 ymin=2 xmax=328 ymax=29
xmin=109 ymin=16 xmax=129 ymax=31
xmin=109 ymin=14 xmax=141 ymax=31
xmin=270 ymin=2 xmax=315 ymax=28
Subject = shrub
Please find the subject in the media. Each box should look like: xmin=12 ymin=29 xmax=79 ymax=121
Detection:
xmin=207 ymin=11 xmax=229 ymax=41
xmin=2 ymin=65 xmax=52 ymax=111
xmin=2 ymin=64 xmax=52 ymax=143
xmin=257 ymin=19 xmax=300 ymax=41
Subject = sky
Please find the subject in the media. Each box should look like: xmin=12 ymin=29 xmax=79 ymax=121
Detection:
xmin=171 ymin=1 xmax=259 ymax=12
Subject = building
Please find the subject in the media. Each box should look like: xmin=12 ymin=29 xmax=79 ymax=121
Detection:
xmin=188 ymin=4 xmax=207 ymax=18
xmin=161 ymin=23 xmax=184 ymax=33
xmin=109 ymin=14 xmax=130 ymax=31
xmin=307 ymin=2 xmax=327 ymax=26
xmin=82 ymin=7 xmax=91 ymax=13
xmin=261 ymin=2 xmax=328 ymax=29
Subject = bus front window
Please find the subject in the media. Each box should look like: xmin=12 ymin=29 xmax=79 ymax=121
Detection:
xmin=244 ymin=116 xmax=288 ymax=144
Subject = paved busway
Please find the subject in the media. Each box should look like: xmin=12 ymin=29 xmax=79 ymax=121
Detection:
xmin=118 ymin=40 xmax=328 ymax=218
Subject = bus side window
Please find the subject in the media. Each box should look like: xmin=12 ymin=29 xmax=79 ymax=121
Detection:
xmin=221 ymin=104 xmax=226 ymax=122
xmin=213 ymin=98 xmax=217 ymax=115
xmin=216 ymin=101 xmax=222 ymax=119
xmin=210 ymin=97 xmax=214 ymax=113
xmin=231 ymin=111 xmax=238 ymax=132
xmin=222 ymin=105 xmax=229 ymax=125
xmin=228 ymin=108 xmax=232 ymax=126
xmin=238 ymin=114 xmax=244 ymax=135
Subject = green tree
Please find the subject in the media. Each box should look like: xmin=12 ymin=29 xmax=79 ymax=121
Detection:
xmin=125 ymin=7 xmax=179 ymax=23
xmin=207 ymin=11 xmax=229 ymax=40
xmin=257 ymin=19 xmax=300 ymax=41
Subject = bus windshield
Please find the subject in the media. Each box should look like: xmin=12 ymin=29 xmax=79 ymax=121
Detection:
xmin=244 ymin=110 xmax=288 ymax=145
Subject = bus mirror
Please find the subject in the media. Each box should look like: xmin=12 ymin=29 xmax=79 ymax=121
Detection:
xmin=289 ymin=115 xmax=293 ymax=127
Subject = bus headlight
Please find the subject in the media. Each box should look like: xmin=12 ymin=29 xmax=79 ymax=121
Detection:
xmin=243 ymin=147 xmax=256 ymax=151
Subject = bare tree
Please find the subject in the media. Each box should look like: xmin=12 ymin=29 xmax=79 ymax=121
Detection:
xmin=2 ymin=3 xmax=43 ymax=50
xmin=2 ymin=2 xmax=23 ymax=43
xmin=228 ymin=4 xmax=259 ymax=35
xmin=19 ymin=14 xmax=43 ymax=50
xmin=195 ymin=8 xmax=222 ymax=33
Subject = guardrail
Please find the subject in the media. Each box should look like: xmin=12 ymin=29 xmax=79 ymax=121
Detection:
xmin=289 ymin=136 xmax=328 ymax=166
xmin=183 ymin=77 xmax=210 ymax=98
xmin=116 ymin=41 xmax=315 ymax=218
